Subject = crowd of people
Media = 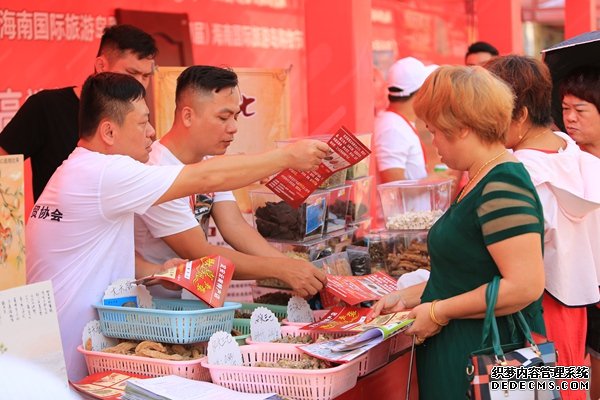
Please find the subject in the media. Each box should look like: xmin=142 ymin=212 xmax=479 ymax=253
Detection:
xmin=370 ymin=41 xmax=600 ymax=400
xmin=0 ymin=21 xmax=598 ymax=400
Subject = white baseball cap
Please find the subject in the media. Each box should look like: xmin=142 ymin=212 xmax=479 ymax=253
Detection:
xmin=387 ymin=57 xmax=438 ymax=97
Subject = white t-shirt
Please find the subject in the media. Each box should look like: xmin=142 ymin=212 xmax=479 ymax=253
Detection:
xmin=373 ymin=110 xmax=427 ymax=180
xmin=514 ymin=131 xmax=600 ymax=306
xmin=26 ymin=147 xmax=183 ymax=381
xmin=134 ymin=141 xmax=235 ymax=265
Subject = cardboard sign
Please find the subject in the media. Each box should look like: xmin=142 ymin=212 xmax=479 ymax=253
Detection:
xmin=102 ymin=279 xmax=152 ymax=308
xmin=207 ymin=331 xmax=243 ymax=366
xmin=286 ymin=296 xmax=314 ymax=323
xmin=250 ymin=307 xmax=281 ymax=343
xmin=81 ymin=320 xmax=117 ymax=352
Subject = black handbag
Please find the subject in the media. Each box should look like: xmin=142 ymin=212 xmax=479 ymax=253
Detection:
xmin=466 ymin=276 xmax=560 ymax=399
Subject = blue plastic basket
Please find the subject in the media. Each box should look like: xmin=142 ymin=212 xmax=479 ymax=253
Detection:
xmin=93 ymin=299 xmax=241 ymax=343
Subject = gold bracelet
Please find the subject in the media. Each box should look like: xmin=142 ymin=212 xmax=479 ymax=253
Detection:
xmin=430 ymin=300 xmax=449 ymax=326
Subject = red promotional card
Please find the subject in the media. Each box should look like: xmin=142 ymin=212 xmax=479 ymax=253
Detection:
xmin=300 ymin=306 xmax=372 ymax=333
xmin=323 ymin=271 xmax=398 ymax=306
xmin=266 ymin=126 xmax=371 ymax=208
xmin=137 ymin=255 xmax=234 ymax=308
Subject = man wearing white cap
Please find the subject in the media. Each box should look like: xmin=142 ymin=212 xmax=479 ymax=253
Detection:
xmin=373 ymin=57 xmax=437 ymax=183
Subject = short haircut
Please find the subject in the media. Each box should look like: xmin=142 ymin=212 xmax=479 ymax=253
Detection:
xmin=79 ymin=72 xmax=146 ymax=139
xmin=175 ymin=65 xmax=238 ymax=106
xmin=466 ymin=41 xmax=499 ymax=58
xmin=484 ymin=55 xmax=552 ymax=126
xmin=97 ymin=24 xmax=158 ymax=60
xmin=559 ymin=66 xmax=600 ymax=112
xmin=414 ymin=65 xmax=514 ymax=144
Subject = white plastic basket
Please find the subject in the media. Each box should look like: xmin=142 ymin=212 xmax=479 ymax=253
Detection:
xmin=93 ymin=299 xmax=240 ymax=343
xmin=200 ymin=344 xmax=360 ymax=400
xmin=77 ymin=345 xmax=211 ymax=381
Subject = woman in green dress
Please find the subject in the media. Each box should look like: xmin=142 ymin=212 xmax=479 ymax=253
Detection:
xmin=369 ymin=65 xmax=546 ymax=399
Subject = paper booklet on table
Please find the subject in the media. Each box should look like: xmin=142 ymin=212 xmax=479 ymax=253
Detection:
xmin=266 ymin=126 xmax=371 ymax=208
xmin=323 ymin=271 xmax=399 ymax=305
xmin=298 ymin=311 xmax=413 ymax=363
xmin=123 ymin=375 xmax=285 ymax=400
xmin=136 ymin=255 xmax=234 ymax=308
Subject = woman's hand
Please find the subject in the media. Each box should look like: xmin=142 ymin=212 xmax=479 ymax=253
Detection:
xmin=404 ymin=302 xmax=443 ymax=344
xmin=368 ymin=291 xmax=408 ymax=320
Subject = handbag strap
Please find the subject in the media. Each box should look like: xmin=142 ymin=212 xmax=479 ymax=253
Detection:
xmin=481 ymin=276 xmax=540 ymax=360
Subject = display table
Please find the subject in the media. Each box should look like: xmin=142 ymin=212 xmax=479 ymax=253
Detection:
xmin=335 ymin=343 xmax=418 ymax=399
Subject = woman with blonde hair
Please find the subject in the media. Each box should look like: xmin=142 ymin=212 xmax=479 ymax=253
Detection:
xmin=484 ymin=55 xmax=600 ymax=400
xmin=369 ymin=65 xmax=546 ymax=399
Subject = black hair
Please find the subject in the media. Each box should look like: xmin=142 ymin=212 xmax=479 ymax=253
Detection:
xmin=79 ymin=72 xmax=146 ymax=139
xmin=175 ymin=65 xmax=238 ymax=105
xmin=97 ymin=24 xmax=158 ymax=59
xmin=466 ymin=41 xmax=499 ymax=57
xmin=559 ymin=66 xmax=600 ymax=112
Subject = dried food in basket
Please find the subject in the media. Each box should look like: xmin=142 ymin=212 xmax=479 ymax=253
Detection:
xmin=273 ymin=333 xmax=335 ymax=344
xmin=102 ymin=340 xmax=205 ymax=360
xmin=255 ymin=354 xmax=332 ymax=369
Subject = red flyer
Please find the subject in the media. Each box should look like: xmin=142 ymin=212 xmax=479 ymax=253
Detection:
xmin=300 ymin=306 xmax=372 ymax=333
xmin=71 ymin=370 xmax=147 ymax=400
xmin=266 ymin=126 xmax=371 ymax=207
xmin=323 ymin=271 xmax=398 ymax=306
xmin=136 ymin=255 xmax=234 ymax=308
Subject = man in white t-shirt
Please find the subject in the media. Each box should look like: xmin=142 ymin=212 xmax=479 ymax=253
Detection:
xmin=135 ymin=65 xmax=328 ymax=298
xmin=373 ymin=57 xmax=437 ymax=183
xmin=26 ymin=72 xmax=329 ymax=381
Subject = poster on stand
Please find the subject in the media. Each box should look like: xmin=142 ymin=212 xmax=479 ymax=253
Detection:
xmin=0 ymin=154 xmax=25 ymax=290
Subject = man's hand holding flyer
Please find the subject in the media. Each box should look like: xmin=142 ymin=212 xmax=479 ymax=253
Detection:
xmin=266 ymin=126 xmax=371 ymax=208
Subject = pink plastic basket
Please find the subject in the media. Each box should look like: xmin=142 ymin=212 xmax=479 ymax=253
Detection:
xmin=246 ymin=327 xmax=389 ymax=377
xmin=355 ymin=340 xmax=390 ymax=376
xmin=389 ymin=333 xmax=412 ymax=355
xmin=200 ymin=343 xmax=360 ymax=400
xmin=77 ymin=345 xmax=211 ymax=381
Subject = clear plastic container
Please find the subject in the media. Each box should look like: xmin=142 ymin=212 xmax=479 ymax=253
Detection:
xmin=311 ymin=252 xmax=352 ymax=276
xmin=324 ymin=185 xmax=351 ymax=234
xmin=267 ymin=228 xmax=356 ymax=262
xmin=377 ymin=178 xmax=453 ymax=230
xmin=381 ymin=230 xmax=430 ymax=277
xmin=345 ymin=176 xmax=372 ymax=223
xmin=250 ymin=188 xmax=327 ymax=242
xmin=345 ymin=133 xmax=372 ymax=180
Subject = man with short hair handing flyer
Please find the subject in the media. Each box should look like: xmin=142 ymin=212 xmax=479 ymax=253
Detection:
xmin=26 ymin=72 xmax=329 ymax=381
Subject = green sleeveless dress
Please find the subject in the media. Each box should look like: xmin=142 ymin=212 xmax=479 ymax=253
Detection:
xmin=415 ymin=162 xmax=546 ymax=399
